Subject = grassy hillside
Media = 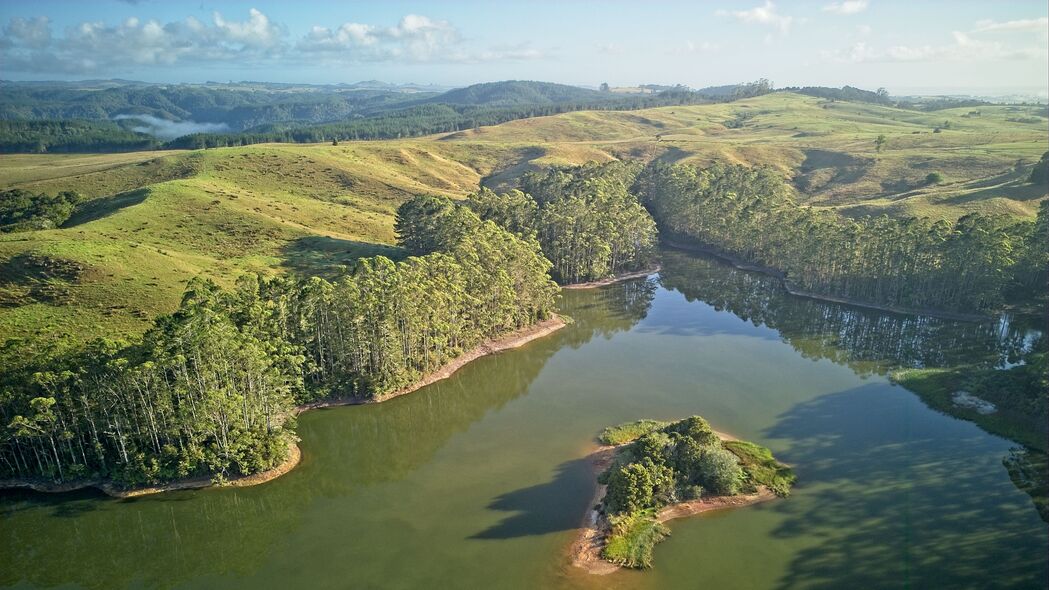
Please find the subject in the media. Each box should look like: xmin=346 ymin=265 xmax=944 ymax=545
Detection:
xmin=450 ymin=93 xmax=1048 ymax=219
xmin=1 ymin=92 xmax=1045 ymax=349
xmin=0 ymin=142 xmax=530 ymax=347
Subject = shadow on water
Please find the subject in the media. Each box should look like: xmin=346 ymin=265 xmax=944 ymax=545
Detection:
xmin=763 ymin=385 xmax=1047 ymax=590
xmin=657 ymin=249 xmax=1040 ymax=376
xmin=471 ymin=458 xmax=594 ymax=540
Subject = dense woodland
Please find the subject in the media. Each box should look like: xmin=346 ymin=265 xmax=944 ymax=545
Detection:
xmin=0 ymin=203 xmax=556 ymax=485
xmin=634 ymin=162 xmax=1048 ymax=315
xmin=0 ymin=120 xmax=161 ymax=153
xmin=466 ymin=162 xmax=658 ymax=283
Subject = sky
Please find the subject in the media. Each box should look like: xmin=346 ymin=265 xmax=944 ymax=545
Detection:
xmin=1 ymin=1 xmax=1047 ymax=95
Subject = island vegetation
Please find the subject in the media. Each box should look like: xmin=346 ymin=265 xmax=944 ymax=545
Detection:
xmin=577 ymin=416 xmax=795 ymax=570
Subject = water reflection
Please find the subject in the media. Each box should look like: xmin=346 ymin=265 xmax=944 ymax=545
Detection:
xmin=657 ymin=249 xmax=1041 ymax=375
xmin=765 ymin=385 xmax=1046 ymax=589
xmin=0 ymin=278 xmax=656 ymax=590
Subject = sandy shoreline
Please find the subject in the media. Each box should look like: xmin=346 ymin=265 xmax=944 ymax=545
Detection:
xmin=569 ymin=429 xmax=775 ymax=575
xmin=296 ymin=316 xmax=566 ymax=411
xmin=0 ymin=441 xmax=302 ymax=498
xmin=662 ymin=238 xmax=988 ymax=322
xmin=561 ymin=267 xmax=661 ymax=290
xmin=1 ymin=316 xmax=566 ymax=499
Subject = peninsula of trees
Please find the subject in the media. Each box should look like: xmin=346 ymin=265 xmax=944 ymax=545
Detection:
xmin=0 ymin=203 xmax=558 ymax=488
xmin=578 ymin=416 xmax=795 ymax=570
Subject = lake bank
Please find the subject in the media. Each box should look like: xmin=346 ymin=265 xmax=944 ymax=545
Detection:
xmin=661 ymin=238 xmax=988 ymax=322
xmin=561 ymin=267 xmax=661 ymax=290
xmin=0 ymin=316 xmax=566 ymax=499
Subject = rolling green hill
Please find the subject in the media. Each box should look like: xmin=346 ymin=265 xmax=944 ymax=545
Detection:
xmin=1 ymin=92 xmax=1045 ymax=350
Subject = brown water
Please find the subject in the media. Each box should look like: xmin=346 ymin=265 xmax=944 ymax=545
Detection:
xmin=2 ymin=250 xmax=1046 ymax=589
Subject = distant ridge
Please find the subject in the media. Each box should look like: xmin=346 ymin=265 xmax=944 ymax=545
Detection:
xmin=428 ymin=81 xmax=611 ymax=106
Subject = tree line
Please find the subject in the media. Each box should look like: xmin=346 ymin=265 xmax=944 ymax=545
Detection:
xmin=464 ymin=162 xmax=658 ymax=284
xmin=634 ymin=162 xmax=1048 ymax=314
xmin=0 ymin=202 xmax=556 ymax=486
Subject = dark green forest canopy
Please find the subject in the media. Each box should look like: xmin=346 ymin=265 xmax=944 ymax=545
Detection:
xmin=633 ymin=161 xmax=1048 ymax=315
xmin=0 ymin=207 xmax=557 ymax=487
xmin=464 ymin=162 xmax=659 ymax=284
xmin=393 ymin=162 xmax=658 ymax=285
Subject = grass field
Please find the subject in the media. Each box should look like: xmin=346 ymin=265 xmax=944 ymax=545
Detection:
xmin=1 ymin=92 xmax=1046 ymax=348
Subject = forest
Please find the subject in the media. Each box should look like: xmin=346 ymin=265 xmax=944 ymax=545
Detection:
xmin=595 ymin=416 xmax=794 ymax=568
xmin=467 ymin=162 xmax=658 ymax=284
xmin=0 ymin=203 xmax=556 ymax=486
xmin=633 ymin=162 xmax=1048 ymax=315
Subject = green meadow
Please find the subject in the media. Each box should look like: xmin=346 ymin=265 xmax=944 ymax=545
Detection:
xmin=1 ymin=93 xmax=1045 ymax=348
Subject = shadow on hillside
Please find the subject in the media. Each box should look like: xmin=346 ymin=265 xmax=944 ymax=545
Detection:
xmin=470 ymin=457 xmax=594 ymax=540
xmin=479 ymin=146 xmax=546 ymax=192
xmin=279 ymin=235 xmax=404 ymax=279
xmin=795 ymin=149 xmax=870 ymax=194
xmin=654 ymin=146 xmax=691 ymax=165
xmin=939 ymin=180 xmax=1047 ymax=206
xmin=762 ymin=385 xmax=1047 ymax=590
xmin=63 ymin=189 xmax=149 ymax=228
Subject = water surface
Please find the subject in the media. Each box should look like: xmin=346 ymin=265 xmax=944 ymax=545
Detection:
xmin=2 ymin=250 xmax=1045 ymax=589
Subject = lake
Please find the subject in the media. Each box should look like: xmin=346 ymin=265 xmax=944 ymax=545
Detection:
xmin=2 ymin=249 xmax=1046 ymax=589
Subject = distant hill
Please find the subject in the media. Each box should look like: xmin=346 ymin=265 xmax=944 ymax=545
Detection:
xmin=428 ymin=81 xmax=610 ymax=106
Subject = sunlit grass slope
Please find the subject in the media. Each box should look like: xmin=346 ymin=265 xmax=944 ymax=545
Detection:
xmin=1 ymin=92 xmax=1045 ymax=348
xmin=0 ymin=142 xmax=526 ymax=346
xmin=446 ymin=93 xmax=1048 ymax=219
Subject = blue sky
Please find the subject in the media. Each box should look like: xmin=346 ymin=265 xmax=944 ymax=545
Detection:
xmin=1 ymin=1 xmax=1046 ymax=94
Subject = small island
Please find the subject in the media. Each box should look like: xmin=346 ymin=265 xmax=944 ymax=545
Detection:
xmin=572 ymin=416 xmax=795 ymax=572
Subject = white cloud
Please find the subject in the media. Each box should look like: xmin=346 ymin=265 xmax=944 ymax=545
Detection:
xmin=823 ymin=1 xmax=869 ymax=15
xmin=212 ymin=8 xmax=283 ymax=50
xmin=112 ymin=114 xmax=230 ymax=139
xmin=298 ymin=14 xmax=542 ymax=63
xmin=0 ymin=9 xmax=288 ymax=73
xmin=856 ymin=24 xmax=872 ymax=36
xmin=973 ymin=17 xmax=1048 ymax=33
xmin=824 ymin=29 xmax=1046 ymax=63
xmin=0 ymin=10 xmax=544 ymax=74
xmin=3 ymin=16 xmax=51 ymax=49
xmin=716 ymin=2 xmax=794 ymax=35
